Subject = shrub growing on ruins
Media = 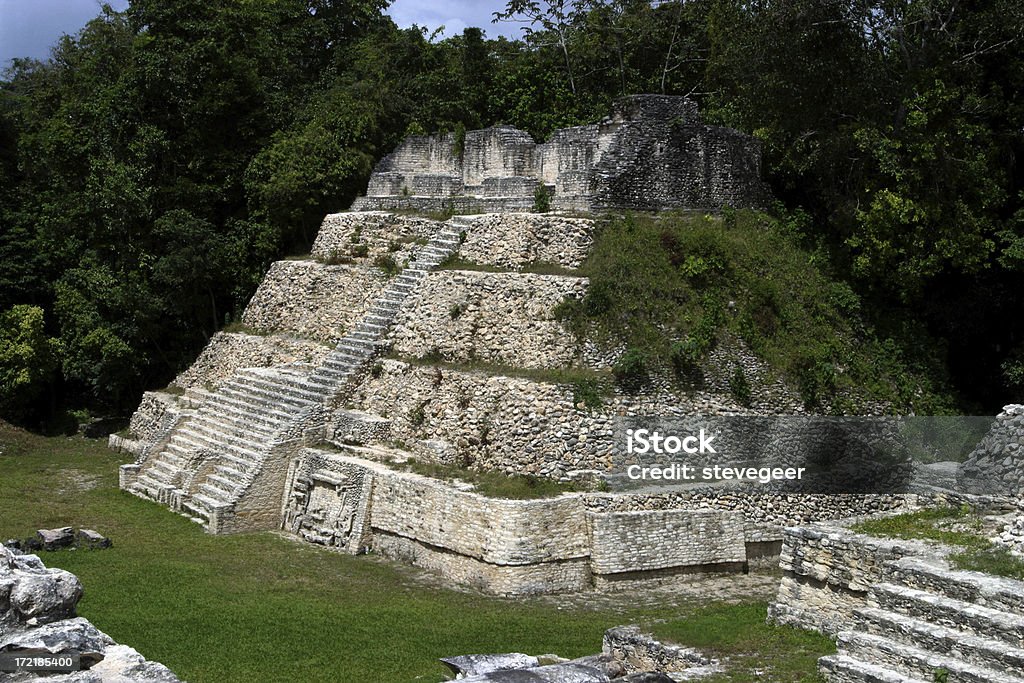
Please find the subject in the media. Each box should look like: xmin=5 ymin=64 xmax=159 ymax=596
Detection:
xmin=571 ymin=378 xmax=605 ymax=410
xmin=613 ymin=348 xmax=649 ymax=393
xmin=532 ymin=185 xmax=552 ymax=213
xmin=373 ymin=254 xmax=400 ymax=276
xmin=729 ymin=365 xmax=752 ymax=407
xmin=409 ymin=401 xmax=428 ymax=428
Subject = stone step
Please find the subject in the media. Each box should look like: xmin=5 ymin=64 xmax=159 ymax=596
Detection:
xmin=364 ymin=313 xmax=394 ymax=326
xmin=217 ymin=383 xmax=316 ymax=411
xmin=207 ymin=473 xmax=241 ymax=491
xmin=308 ymin=369 xmax=354 ymax=388
xmin=374 ymin=299 xmax=404 ymax=311
xmin=134 ymin=474 xmax=171 ymax=496
xmin=198 ymin=482 xmax=233 ymax=502
xmin=837 ymin=631 xmax=1022 ymax=683
xmin=199 ymin=397 xmax=297 ymax=430
xmin=856 ymin=606 xmax=1024 ymax=675
xmin=349 ymin=329 xmax=380 ymax=342
xmin=181 ymin=420 xmax=272 ymax=453
xmin=197 ymin=411 xmax=281 ymax=441
xmin=215 ymin=464 xmax=247 ymax=480
xmin=886 ymin=556 xmax=1024 ymax=614
xmin=871 ymin=583 xmax=1024 ymax=647
xmin=228 ymin=372 xmax=323 ymax=404
xmin=818 ymin=654 xmax=928 ymax=683
xmin=188 ymin=491 xmax=231 ymax=512
xmin=155 ymin=451 xmax=187 ymax=470
xmin=170 ymin=430 xmax=263 ymax=465
xmin=149 ymin=460 xmax=180 ymax=481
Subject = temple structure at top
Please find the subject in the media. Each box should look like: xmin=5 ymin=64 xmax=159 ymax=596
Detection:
xmin=351 ymin=95 xmax=768 ymax=213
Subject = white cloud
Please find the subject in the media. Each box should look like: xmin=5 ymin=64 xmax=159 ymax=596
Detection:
xmin=387 ymin=0 xmax=524 ymax=40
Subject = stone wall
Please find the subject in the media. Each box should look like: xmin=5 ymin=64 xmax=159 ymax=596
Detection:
xmin=0 ymin=546 xmax=179 ymax=681
xmin=352 ymin=95 xmax=767 ymax=213
xmin=240 ymin=260 xmax=388 ymax=343
xmin=588 ymin=509 xmax=746 ymax=579
xmin=767 ymin=525 xmax=934 ymax=635
xmin=173 ymin=331 xmax=329 ymax=390
xmin=279 ymin=449 xmax=771 ymax=595
xmin=310 ymin=211 xmax=439 ymax=261
xmin=390 ymin=271 xmax=587 ymax=369
xmin=957 ymin=404 xmax=1024 ymax=497
xmin=457 ymin=213 xmax=595 ymax=270
xmin=128 ymin=391 xmax=184 ymax=443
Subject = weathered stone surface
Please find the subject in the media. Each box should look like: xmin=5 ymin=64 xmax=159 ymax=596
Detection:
xmin=0 ymin=546 xmax=179 ymax=681
xmin=8 ymin=564 xmax=82 ymax=626
xmin=603 ymin=626 xmax=713 ymax=674
xmin=390 ymin=270 xmax=588 ymax=369
xmin=440 ymin=653 xmax=540 ymax=677
xmin=35 ymin=528 xmax=74 ymax=552
xmin=0 ymin=617 xmax=111 ymax=666
xmin=957 ymin=405 xmax=1024 ymax=497
xmin=74 ymin=530 xmax=111 ymax=550
xmin=768 ymin=518 xmax=1024 ymax=682
xmin=353 ymin=95 xmax=767 ymax=213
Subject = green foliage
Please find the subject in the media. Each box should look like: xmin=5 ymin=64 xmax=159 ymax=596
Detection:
xmin=652 ymin=602 xmax=835 ymax=682
xmin=408 ymin=400 xmax=428 ymax=428
xmin=556 ymin=211 xmax=953 ymax=412
xmin=853 ymin=505 xmax=1024 ymax=582
xmin=2 ymin=0 xmax=1022 ymax=418
xmin=729 ymin=365 xmax=752 ymax=407
xmin=532 ymin=184 xmax=552 ymax=213
xmin=612 ymin=348 xmax=649 ymax=393
xmin=571 ymin=377 xmax=605 ymax=410
xmin=0 ymin=306 xmax=59 ymax=422
xmin=0 ymin=424 xmax=707 ymax=682
xmin=372 ymin=254 xmax=400 ymax=276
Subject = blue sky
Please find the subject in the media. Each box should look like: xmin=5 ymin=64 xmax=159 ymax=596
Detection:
xmin=0 ymin=0 xmax=519 ymax=69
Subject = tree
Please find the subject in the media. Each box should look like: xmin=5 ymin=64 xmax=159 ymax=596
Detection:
xmin=0 ymin=306 xmax=59 ymax=422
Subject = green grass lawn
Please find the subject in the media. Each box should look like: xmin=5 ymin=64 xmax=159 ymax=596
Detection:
xmin=0 ymin=423 xmax=832 ymax=682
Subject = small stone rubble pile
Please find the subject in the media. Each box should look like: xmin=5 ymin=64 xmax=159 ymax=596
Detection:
xmin=441 ymin=626 xmax=719 ymax=682
xmin=0 ymin=545 xmax=179 ymax=682
xmin=4 ymin=528 xmax=111 ymax=554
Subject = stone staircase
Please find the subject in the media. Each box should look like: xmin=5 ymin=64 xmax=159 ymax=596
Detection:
xmin=819 ymin=556 xmax=1024 ymax=682
xmin=123 ymin=219 xmax=462 ymax=529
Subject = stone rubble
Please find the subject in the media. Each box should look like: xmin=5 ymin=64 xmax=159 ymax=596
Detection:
xmin=0 ymin=545 xmax=179 ymax=682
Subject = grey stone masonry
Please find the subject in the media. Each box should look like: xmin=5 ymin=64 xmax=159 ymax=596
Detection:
xmin=766 ymin=518 xmax=1024 ymax=682
xmin=117 ymin=217 xmax=462 ymax=532
xmin=352 ymin=95 xmax=767 ymax=213
xmin=958 ymin=404 xmax=1024 ymax=497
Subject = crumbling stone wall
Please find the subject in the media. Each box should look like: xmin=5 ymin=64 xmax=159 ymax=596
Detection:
xmin=240 ymin=261 xmax=388 ymax=343
xmin=957 ymin=404 xmax=1024 ymax=497
xmin=457 ymin=213 xmax=595 ymax=270
xmin=352 ymin=95 xmax=767 ymax=213
xmin=390 ymin=271 xmax=588 ymax=369
xmin=173 ymin=331 xmax=329 ymax=390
